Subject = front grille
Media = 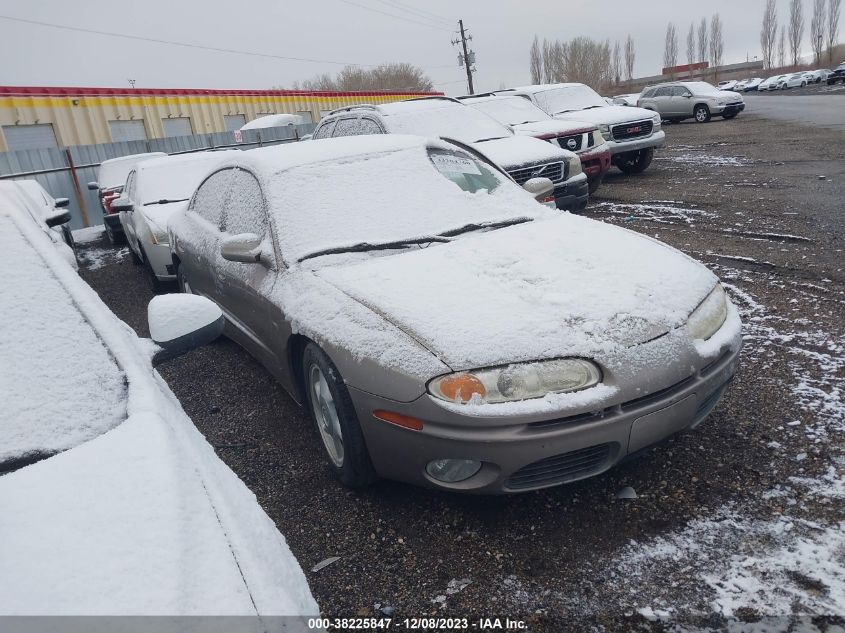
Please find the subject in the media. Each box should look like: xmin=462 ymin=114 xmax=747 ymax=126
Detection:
xmin=505 ymin=443 xmax=614 ymax=490
xmin=611 ymin=119 xmax=653 ymax=141
xmin=557 ymin=134 xmax=583 ymax=151
xmin=508 ymin=161 xmax=565 ymax=185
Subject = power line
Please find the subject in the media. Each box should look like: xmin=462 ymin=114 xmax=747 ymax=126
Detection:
xmin=370 ymin=0 xmax=453 ymax=26
xmin=334 ymin=0 xmax=453 ymax=31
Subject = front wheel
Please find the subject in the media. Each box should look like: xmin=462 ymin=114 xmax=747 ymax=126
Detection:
xmin=105 ymin=221 xmax=125 ymax=245
xmin=587 ymin=176 xmax=603 ymax=195
xmin=614 ymin=147 xmax=654 ymax=175
xmin=694 ymin=104 xmax=711 ymax=123
xmin=302 ymin=343 xmax=377 ymax=487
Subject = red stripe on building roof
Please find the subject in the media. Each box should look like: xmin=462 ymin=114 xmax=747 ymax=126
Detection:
xmin=0 ymin=85 xmax=443 ymax=98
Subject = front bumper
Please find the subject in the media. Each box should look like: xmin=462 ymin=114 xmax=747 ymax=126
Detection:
xmin=553 ymin=173 xmax=589 ymax=211
xmin=714 ymin=103 xmax=745 ymax=116
xmin=350 ymin=330 xmax=742 ymax=494
xmin=606 ymin=129 xmax=665 ymax=156
xmin=578 ymin=144 xmax=612 ymax=179
xmin=146 ymin=240 xmax=177 ymax=281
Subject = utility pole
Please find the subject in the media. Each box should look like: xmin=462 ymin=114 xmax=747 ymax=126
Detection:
xmin=452 ymin=20 xmax=475 ymax=94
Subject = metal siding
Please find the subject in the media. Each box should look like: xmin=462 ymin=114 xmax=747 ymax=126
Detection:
xmin=1 ymin=124 xmax=59 ymax=150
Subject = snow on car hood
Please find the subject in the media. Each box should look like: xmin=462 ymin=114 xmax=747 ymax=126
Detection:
xmin=511 ymin=119 xmax=596 ymax=137
xmin=317 ymin=214 xmax=717 ymax=370
xmin=472 ymin=135 xmax=574 ymax=170
xmin=141 ymin=200 xmax=189 ymax=235
xmin=552 ymin=105 xmax=657 ymax=126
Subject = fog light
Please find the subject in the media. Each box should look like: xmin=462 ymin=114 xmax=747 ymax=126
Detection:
xmin=426 ymin=459 xmax=482 ymax=483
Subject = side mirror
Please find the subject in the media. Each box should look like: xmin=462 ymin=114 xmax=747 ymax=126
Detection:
xmin=54 ymin=197 xmax=70 ymax=208
xmin=148 ymin=294 xmax=224 ymax=367
xmin=87 ymin=181 xmax=99 ymax=191
xmin=45 ymin=210 xmax=72 ymax=227
xmin=111 ymin=198 xmax=134 ymax=213
xmin=221 ymin=232 xmax=264 ymax=264
xmin=683 ymin=93 xmax=692 ymax=98
xmin=522 ymin=177 xmax=555 ymax=203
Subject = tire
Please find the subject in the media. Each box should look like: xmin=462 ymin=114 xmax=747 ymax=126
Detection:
xmin=176 ymin=262 xmax=192 ymax=294
xmin=139 ymin=246 xmax=165 ymax=294
xmin=129 ymin=244 xmax=142 ymax=265
xmin=104 ymin=221 xmax=125 ymax=245
xmin=587 ymin=176 xmax=602 ymax=195
xmin=801 ymin=81 xmax=807 ymax=88
xmin=614 ymin=147 xmax=655 ymax=175
xmin=302 ymin=343 xmax=377 ymax=488
xmin=60 ymin=225 xmax=79 ymax=267
xmin=693 ymin=104 xmax=711 ymax=123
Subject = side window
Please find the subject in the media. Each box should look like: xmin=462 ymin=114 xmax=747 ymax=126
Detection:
xmin=672 ymin=86 xmax=689 ymax=97
xmin=654 ymin=87 xmax=671 ymax=97
xmin=190 ymin=169 xmax=232 ymax=230
xmin=224 ymin=169 xmax=268 ymax=238
xmin=357 ymin=118 xmax=383 ymax=134
xmin=312 ymin=119 xmax=337 ymax=139
xmin=124 ymin=171 xmax=136 ymax=199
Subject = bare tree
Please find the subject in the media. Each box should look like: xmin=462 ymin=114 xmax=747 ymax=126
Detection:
xmin=697 ymin=17 xmax=709 ymax=67
xmin=811 ymin=0 xmax=827 ymax=63
xmin=687 ymin=23 xmax=697 ymax=68
xmin=612 ymin=40 xmax=623 ymax=84
xmin=295 ymin=63 xmax=433 ymax=92
xmin=789 ymin=0 xmax=805 ymax=66
xmin=542 ymin=38 xmax=555 ymax=83
xmin=664 ymin=22 xmax=679 ymax=73
xmin=535 ymin=37 xmax=613 ymax=89
xmin=624 ymin=35 xmax=636 ymax=80
xmin=779 ymin=24 xmax=787 ymax=66
xmin=710 ymin=13 xmax=724 ymax=71
xmin=829 ymin=0 xmax=842 ymax=63
xmin=761 ymin=0 xmax=779 ymax=67
xmin=530 ymin=35 xmax=543 ymax=84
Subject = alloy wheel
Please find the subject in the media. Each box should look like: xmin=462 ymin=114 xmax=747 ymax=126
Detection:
xmin=309 ymin=364 xmax=345 ymax=467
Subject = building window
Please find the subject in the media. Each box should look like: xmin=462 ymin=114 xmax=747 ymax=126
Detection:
xmin=109 ymin=120 xmax=148 ymax=142
xmin=161 ymin=117 xmax=193 ymax=138
xmin=223 ymin=114 xmax=246 ymax=132
xmin=2 ymin=124 xmax=59 ymax=151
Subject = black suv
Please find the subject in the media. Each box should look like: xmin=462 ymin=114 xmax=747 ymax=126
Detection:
xmin=827 ymin=64 xmax=845 ymax=85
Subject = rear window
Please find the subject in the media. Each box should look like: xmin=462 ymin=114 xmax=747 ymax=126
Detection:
xmin=427 ymin=148 xmax=501 ymax=194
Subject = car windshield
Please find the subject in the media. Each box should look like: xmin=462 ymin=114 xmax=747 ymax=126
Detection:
xmin=466 ymin=97 xmax=550 ymax=126
xmin=683 ymin=82 xmax=722 ymax=95
xmin=138 ymin=156 xmax=225 ymax=206
xmin=380 ymin=101 xmax=511 ymax=144
xmin=268 ymin=144 xmax=544 ymax=264
xmin=532 ymin=85 xmax=608 ymax=115
xmin=98 ymin=153 xmax=164 ymax=189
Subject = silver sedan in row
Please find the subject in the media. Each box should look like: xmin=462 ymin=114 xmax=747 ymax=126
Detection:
xmin=168 ymin=134 xmax=742 ymax=494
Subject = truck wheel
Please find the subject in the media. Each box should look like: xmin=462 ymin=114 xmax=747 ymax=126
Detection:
xmin=615 ymin=148 xmax=654 ymax=175
xmin=302 ymin=343 xmax=377 ymax=488
xmin=588 ymin=176 xmax=603 ymax=195
xmin=694 ymin=104 xmax=711 ymax=123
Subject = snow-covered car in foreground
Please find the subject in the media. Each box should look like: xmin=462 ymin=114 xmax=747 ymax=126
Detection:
xmin=169 ymin=134 xmax=742 ymax=494
xmin=87 ymin=152 xmax=166 ymax=244
xmin=311 ymin=97 xmax=589 ymax=212
xmin=459 ymin=93 xmax=611 ymax=194
xmin=0 ymin=197 xmax=319 ymax=619
xmin=0 ymin=180 xmax=76 ymax=269
xmin=113 ymin=150 xmax=238 ymax=291
xmin=494 ymin=83 xmax=665 ymax=175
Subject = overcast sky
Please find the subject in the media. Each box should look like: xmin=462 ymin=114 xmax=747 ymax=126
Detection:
xmin=0 ymin=0 xmax=829 ymax=95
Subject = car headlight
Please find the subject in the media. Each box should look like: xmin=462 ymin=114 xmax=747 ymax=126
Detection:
xmin=569 ymin=156 xmax=582 ymax=177
xmin=591 ymin=130 xmax=604 ymax=146
xmin=429 ymin=358 xmax=602 ymax=404
xmin=599 ymin=123 xmax=611 ymax=140
xmin=687 ymin=284 xmax=728 ymax=341
xmin=651 ymin=113 xmax=661 ymax=131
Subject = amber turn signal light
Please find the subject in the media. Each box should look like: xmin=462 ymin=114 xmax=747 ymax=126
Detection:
xmin=373 ymin=410 xmax=424 ymax=431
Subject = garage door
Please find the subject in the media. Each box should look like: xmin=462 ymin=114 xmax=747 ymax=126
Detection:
xmin=224 ymin=115 xmax=246 ymax=132
xmin=109 ymin=120 xmax=147 ymax=142
xmin=162 ymin=117 xmax=193 ymax=137
xmin=2 ymin=124 xmax=59 ymax=151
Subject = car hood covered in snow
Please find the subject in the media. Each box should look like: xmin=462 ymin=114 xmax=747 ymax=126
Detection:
xmin=317 ymin=214 xmax=717 ymax=371
xmin=511 ymin=119 xmax=596 ymax=137
xmin=552 ymin=105 xmax=657 ymax=126
xmin=472 ymin=135 xmax=575 ymax=170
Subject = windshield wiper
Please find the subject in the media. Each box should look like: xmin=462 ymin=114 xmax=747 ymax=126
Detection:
xmin=473 ymin=136 xmax=508 ymax=143
xmin=298 ymin=237 xmax=452 ymax=263
xmin=581 ymin=105 xmax=605 ymax=110
xmin=438 ymin=217 xmax=533 ymax=238
xmin=143 ymin=198 xmax=189 ymax=206
xmin=552 ymin=109 xmax=577 ymax=115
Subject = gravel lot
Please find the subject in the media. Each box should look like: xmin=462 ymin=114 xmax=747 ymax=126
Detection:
xmin=77 ymin=109 xmax=845 ymax=631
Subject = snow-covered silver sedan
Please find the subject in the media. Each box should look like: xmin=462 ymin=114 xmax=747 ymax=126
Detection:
xmin=169 ymin=135 xmax=742 ymax=494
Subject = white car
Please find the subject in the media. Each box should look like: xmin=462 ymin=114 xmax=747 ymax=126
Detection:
xmin=114 ymin=151 xmax=237 ymax=291
xmin=758 ymin=75 xmax=788 ymax=91
xmin=87 ymin=152 xmax=166 ymax=244
xmin=779 ymin=73 xmax=810 ymax=89
xmin=742 ymin=78 xmax=764 ymax=91
xmin=240 ymin=113 xmax=306 ymax=130
xmin=497 ymin=83 xmax=666 ymax=175
xmin=0 ymin=180 xmax=76 ymax=269
xmin=717 ymin=80 xmax=739 ymax=91
xmin=0 ymin=194 xmax=320 ymax=619
xmin=808 ymin=68 xmax=831 ymax=83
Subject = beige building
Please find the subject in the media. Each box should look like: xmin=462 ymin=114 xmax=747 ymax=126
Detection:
xmin=0 ymin=85 xmax=436 ymax=152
